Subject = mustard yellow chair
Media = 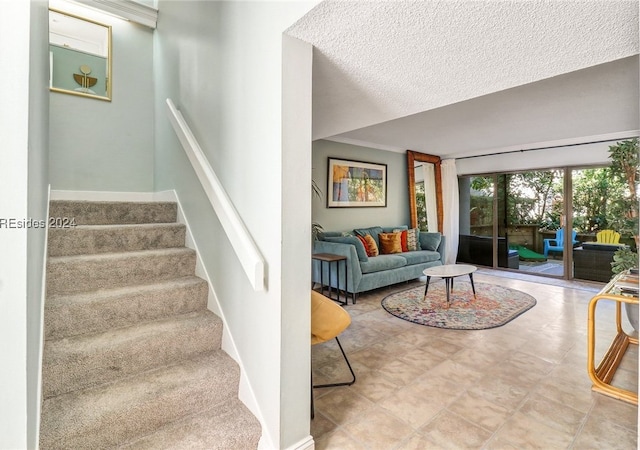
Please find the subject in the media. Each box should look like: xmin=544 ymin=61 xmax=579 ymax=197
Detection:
xmin=311 ymin=291 xmax=356 ymax=418
xmin=596 ymin=229 xmax=621 ymax=244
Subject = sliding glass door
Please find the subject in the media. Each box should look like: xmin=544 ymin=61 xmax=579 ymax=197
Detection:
xmin=459 ymin=169 xmax=566 ymax=278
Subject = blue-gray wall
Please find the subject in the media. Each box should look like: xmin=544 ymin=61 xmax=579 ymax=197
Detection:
xmin=49 ymin=7 xmax=154 ymax=192
xmin=312 ymin=139 xmax=410 ymax=232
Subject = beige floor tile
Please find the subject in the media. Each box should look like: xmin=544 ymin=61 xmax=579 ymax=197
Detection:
xmin=467 ymin=374 xmax=529 ymax=411
xmin=418 ymin=410 xmax=493 ymax=449
xmin=394 ymin=432 xmax=440 ymax=450
xmin=446 ymin=390 xmax=512 ymax=432
xmin=571 ymin=415 xmax=638 ymax=450
xmin=377 ymin=381 xmax=448 ymax=429
xmin=375 ymin=357 xmax=426 ymax=386
xmin=589 ymin=394 xmax=638 ymax=432
xmin=482 ymin=435 xmax=521 ymax=450
xmin=493 ymin=411 xmax=575 ymax=449
xmin=426 ymin=359 xmax=484 ymax=388
xmin=341 ymin=406 xmax=415 ymax=449
xmin=348 ymin=366 xmax=402 ymax=403
xmin=313 ymin=429 xmax=366 ymax=450
xmin=310 ymin=411 xmax=338 ymax=441
xmin=534 ymin=374 xmax=596 ymax=414
xmin=314 ymin=388 xmax=375 ymax=425
xmin=517 ymin=392 xmax=586 ymax=436
xmin=350 ymin=346 xmax=396 ymax=371
xmin=397 ymin=347 xmax=447 ymax=372
xmin=311 ymin=272 xmax=638 ymax=450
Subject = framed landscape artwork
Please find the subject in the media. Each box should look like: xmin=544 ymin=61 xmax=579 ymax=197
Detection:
xmin=327 ymin=157 xmax=387 ymax=208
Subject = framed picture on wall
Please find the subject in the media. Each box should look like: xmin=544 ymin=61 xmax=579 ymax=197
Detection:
xmin=327 ymin=157 xmax=387 ymax=208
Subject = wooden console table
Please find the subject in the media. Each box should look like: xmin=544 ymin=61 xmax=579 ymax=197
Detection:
xmin=587 ymin=271 xmax=639 ymax=405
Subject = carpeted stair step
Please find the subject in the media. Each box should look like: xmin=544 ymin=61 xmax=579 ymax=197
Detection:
xmin=39 ymin=350 xmax=241 ymax=450
xmin=44 ymin=276 xmax=208 ymax=340
xmin=48 ymin=223 xmax=187 ymax=257
xmin=46 ymin=248 xmax=196 ymax=295
xmin=42 ymin=310 xmax=223 ymax=399
xmin=121 ymin=397 xmax=262 ymax=450
xmin=49 ymin=200 xmax=178 ymax=225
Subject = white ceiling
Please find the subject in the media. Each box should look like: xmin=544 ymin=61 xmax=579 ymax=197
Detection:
xmin=286 ymin=0 xmax=639 ymax=158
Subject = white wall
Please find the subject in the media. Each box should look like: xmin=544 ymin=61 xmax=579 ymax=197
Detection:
xmin=27 ymin=1 xmax=51 ymax=448
xmin=0 ymin=3 xmax=50 ymax=447
xmin=455 ymin=140 xmax=621 ymax=176
xmin=312 ymin=140 xmax=410 ymax=231
xmin=153 ymin=2 xmax=317 ymax=448
xmin=49 ymin=2 xmax=154 ymax=192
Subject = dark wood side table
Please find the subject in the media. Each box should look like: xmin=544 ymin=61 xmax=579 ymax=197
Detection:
xmin=312 ymin=253 xmax=348 ymax=305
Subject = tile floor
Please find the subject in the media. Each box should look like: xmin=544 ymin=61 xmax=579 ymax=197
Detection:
xmin=311 ymin=270 xmax=638 ymax=449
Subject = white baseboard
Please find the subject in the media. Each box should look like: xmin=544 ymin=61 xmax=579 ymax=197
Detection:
xmin=281 ymin=435 xmax=315 ymax=450
xmin=49 ymin=189 xmax=176 ymax=202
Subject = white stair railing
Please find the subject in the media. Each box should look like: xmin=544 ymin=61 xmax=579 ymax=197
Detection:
xmin=166 ymin=99 xmax=265 ymax=291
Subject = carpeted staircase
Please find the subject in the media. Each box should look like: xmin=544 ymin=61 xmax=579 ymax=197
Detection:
xmin=40 ymin=200 xmax=261 ymax=449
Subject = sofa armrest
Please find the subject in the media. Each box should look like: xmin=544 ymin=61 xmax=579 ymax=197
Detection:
xmin=437 ymin=235 xmax=446 ymax=264
xmin=313 ymin=240 xmax=363 ymax=293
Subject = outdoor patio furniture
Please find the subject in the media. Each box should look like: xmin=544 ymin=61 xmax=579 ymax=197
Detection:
xmin=543 ymin=229 xmax=579 ymax=257
xmin=573 ymin=243 xmax=627 ymax=282
xmin=457 ymin=234 xmax=519 ymax=269
xmin=596 ymin=229 xmax=621 ymax=244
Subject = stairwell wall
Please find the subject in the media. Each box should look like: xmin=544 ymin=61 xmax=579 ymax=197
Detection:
xmin=0 ymin=1 xmax=49 ymax=448
xmin=49 ymin=3 xmax=154 ymax=192
xmin=153 ymin=2 xmax=318 ymax=448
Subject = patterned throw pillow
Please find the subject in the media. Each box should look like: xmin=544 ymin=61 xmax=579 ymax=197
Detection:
xmin=379 ymin=232 xmax=403 ymax=254
xmin=393 ymin=228 xmax=409 ymax=252
xmin=363 ymin=234 xmax=379 ymax=257
xmin=406 ymin=228 xmax=421 ymax=251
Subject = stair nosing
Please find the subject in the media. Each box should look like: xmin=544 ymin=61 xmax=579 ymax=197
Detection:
xmin=48 ymin=246 xmax=195 ymax=263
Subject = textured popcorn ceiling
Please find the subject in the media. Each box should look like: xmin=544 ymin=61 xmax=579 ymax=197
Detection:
xmin=287 ymin=0 xmax=639 ymax=157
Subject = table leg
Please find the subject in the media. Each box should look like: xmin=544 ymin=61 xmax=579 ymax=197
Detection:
xmin=320 ymin=261 xmax=325 ymax=296
xmin=445 ymin=277 xmax=451 ymax=307
xmin=424 ymin=276 xmax=431 ymax=298
xmin=468 ymin=273 xmax=477 ymax=298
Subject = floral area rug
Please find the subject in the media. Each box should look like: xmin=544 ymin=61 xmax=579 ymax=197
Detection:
xmin=381 ymin=281 xmax=537 ymax=330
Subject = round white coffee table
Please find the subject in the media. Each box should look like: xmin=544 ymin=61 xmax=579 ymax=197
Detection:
xmin=423 ymin=264 xmax=477 ymax=307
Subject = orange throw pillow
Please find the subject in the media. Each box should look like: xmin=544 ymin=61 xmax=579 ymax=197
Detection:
xmin=379 ymin=232 xmax=402 ymax=254
xmin=363 ymin=234 xmax=379 ymax=257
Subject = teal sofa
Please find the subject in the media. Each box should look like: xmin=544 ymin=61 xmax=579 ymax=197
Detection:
xmin=312 ymin=226 xmax=446 ymax=303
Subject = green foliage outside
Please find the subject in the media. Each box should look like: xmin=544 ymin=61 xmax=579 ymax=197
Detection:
xmin=467 ymin=139 xmax=639 ymax=242
xmin=415 ymin=183 xmax=428 ymax=231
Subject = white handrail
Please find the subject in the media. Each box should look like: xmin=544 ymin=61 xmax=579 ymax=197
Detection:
xmin=166 ymin=99 xmax=265 ymax=291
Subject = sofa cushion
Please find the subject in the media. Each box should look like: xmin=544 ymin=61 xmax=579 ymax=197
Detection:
xmin=363 ymin=234 xmax=379 ymax=257
xmin=354 ymin=226 xmax=384 ymax=247
xmin=379 ymin=232 xmax=403 ymax=254
xmin=399 ymin=250 xmax=441 ymax=265
xmin=325 ymin=236 xmax=369 ymax=262
xmin=360 ymin=254 xmax=407 ymax=274
xmin=406 ymin=228 xmax=420 ymax=251
xmin=318 ymin=231 xmax=343 ymax=239
xmin=419 ymin=232 xmax=442 ymax=251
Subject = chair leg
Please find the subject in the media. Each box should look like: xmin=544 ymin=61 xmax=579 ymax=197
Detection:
xmin=313 ymin=337 xmax=356 ymax=389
